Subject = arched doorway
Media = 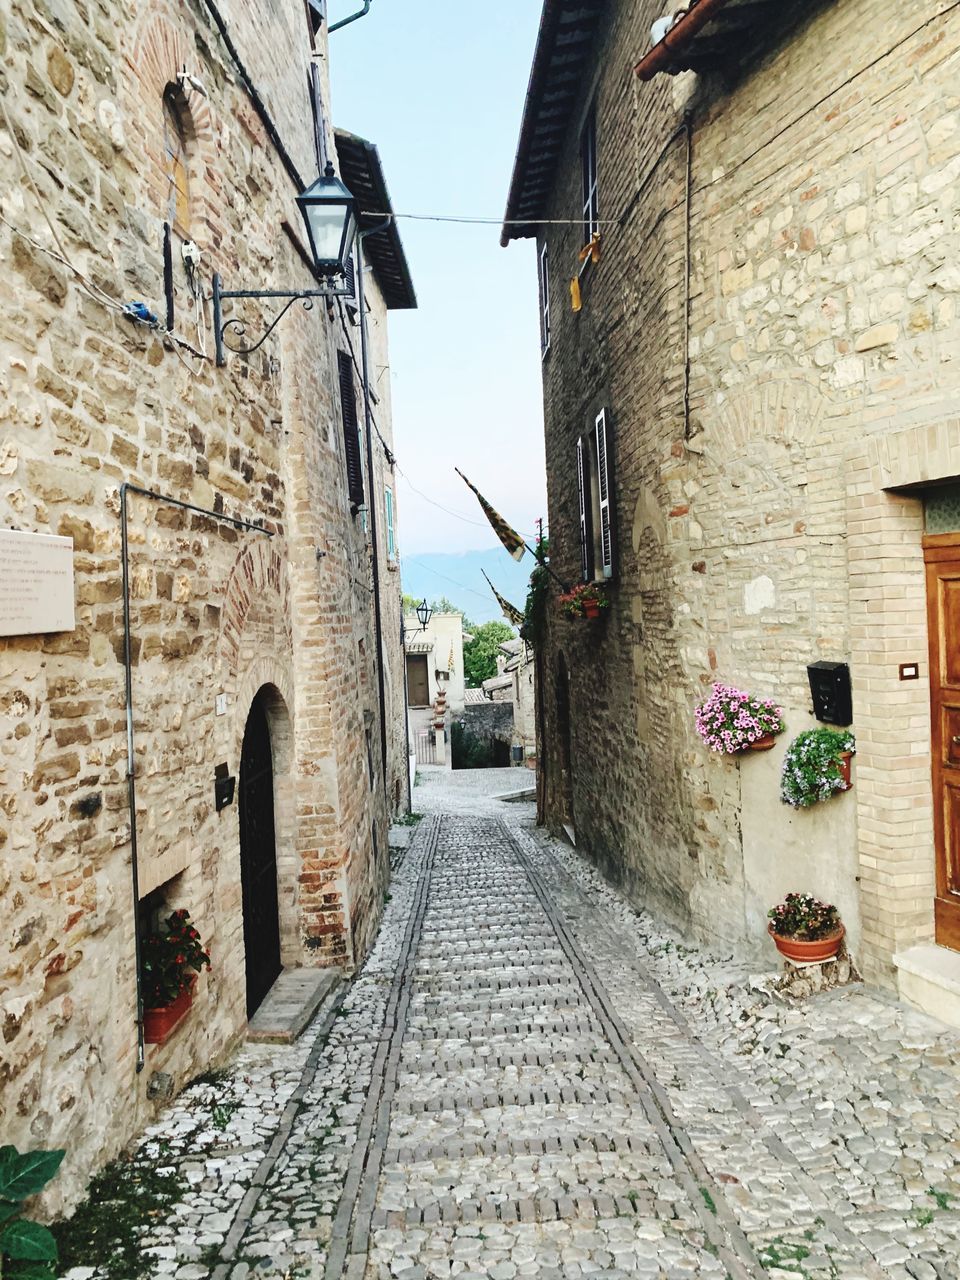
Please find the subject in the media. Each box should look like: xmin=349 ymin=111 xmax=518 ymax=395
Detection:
xmin=555 ymin=654 xmax=575 ymax=833
xmin=239 ymin=690 xmax=282 ymax=1016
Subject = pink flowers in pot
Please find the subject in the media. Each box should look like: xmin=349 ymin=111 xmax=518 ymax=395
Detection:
xmin=694 ymin=683 xmax=785 ymax=754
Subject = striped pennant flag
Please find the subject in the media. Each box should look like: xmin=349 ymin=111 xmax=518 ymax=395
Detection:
xmin=455 ymin=468 xmax=527 ymax=562
xmin=481 ymin=570 xmax=525 ymax=628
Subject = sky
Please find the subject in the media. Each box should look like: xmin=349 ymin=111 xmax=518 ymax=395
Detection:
xmin=328 ymin=1 xmax=547 ymax=566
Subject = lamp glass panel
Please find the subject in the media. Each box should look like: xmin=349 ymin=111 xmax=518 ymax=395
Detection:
xmin=304 ymin=204 xmax=350 ymax=268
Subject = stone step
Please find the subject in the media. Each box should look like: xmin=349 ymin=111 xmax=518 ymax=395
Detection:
xmin=246 ymin=968 xmax=339 ymax=1044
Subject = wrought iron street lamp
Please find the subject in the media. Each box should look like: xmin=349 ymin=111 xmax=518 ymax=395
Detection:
xmin=295 ymin=164 xmax=359 ymax=277
xmin=416 ymin=599 xmax=433 ymax=631
xmin=212 ymin=163 xmax=359 ymax=365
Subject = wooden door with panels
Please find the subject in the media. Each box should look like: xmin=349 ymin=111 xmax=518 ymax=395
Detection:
xmin=925 ymin=533 xmax=960 ymax=951
xmin=407 ymin=654 xmax=430 ymax=707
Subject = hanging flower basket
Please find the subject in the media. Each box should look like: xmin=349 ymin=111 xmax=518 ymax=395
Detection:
xmin=558 ymin=583 xmax=609 ymax=619
xmin=780 ymin=729 xmax=856 ymax=808
xmin=694 ymin=684 xmax=785 ymax=754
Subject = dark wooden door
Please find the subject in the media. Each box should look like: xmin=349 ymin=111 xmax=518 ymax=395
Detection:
xmin=407 ymin=655 xmax=429 ymax=706
xmin=925 ymin=535 xmax=960 ymax=951
xmin=239 ymin=695 xmax=282 ymax=1016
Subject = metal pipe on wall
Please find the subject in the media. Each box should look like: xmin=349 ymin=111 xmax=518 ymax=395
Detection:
xmin=120 ymin=482 xmax=271 ymax=1072
xmin=355 ymin=226 xmax=392 ymax=794
xmin=328 ymin=0 xmax=373 ymax=34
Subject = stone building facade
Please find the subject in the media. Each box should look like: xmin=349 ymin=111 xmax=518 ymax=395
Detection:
xmin=0 ymin=0 xmax=414 ymax=1209
xmin=504 ymin=0 xmax=960 ymax=1026
xmin=403 ymin=610 xmax=466 ymax=713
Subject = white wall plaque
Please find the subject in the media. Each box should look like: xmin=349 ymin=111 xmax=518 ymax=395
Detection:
xmin=0 ymin=528 xmax=76 ymax=637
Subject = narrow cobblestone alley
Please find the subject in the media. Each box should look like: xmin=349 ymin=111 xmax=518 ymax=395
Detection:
xmin=67 ymin=771 xmax=960 ymax=1280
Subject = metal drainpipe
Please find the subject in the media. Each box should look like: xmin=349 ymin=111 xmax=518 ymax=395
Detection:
xmin=355 ymin=227 xmax=392 ymax=793
xmin=120 ymin=482 xmax=272 ymax=1072
xmin=683 ymin=114 xmax=693 ymax=441
xmin=400 ymin=610 xmax=413 ymax=815
xmin=328 ymin=1 xmax=372 ymax=33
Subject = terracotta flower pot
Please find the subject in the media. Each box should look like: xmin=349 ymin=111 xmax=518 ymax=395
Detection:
xmin=768 ymin=922 xmax=845 ymax=964
xmin=838 ymin=750 xmax=853 ymax=790
xmin=746 ymin=734 xmax=777 ymax=751
xmin=582 ymin=599 xmax=601 ymax=619
xmin=143 ymin=978 xmax=196 ymax=1046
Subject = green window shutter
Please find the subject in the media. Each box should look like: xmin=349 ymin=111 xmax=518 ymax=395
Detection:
xmin=385 ymin=486 xmax=396 ymax=558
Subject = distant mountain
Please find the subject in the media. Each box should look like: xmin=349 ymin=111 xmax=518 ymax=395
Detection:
xmin=400 ymin=549 xmax=533 ymax=626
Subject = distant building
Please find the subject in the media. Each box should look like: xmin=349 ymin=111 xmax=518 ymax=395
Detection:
xmin=482 ymin=637 xmax=538 ymax=767
xmin=403 ymin=611 xmax=466 ymax=714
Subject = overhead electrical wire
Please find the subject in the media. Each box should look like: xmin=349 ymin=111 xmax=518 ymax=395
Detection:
xmin=403 ymin=555 xmax=516 ymax=609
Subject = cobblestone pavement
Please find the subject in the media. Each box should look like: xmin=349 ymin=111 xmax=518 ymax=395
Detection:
xmin=65 ymin=771 xmax=960 ymax=1280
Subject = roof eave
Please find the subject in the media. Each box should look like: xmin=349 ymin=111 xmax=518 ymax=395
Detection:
xmin=334 ymin=128 xmax=418 ymax=310
xmin=501 ymin=1 xmax=606 ymax=247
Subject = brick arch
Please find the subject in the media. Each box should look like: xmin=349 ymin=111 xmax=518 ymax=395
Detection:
xmin=124 ymin=9 xmax=219 ymax=241
xmin=220 ymin=541 xmax=292 ymax=674
xmin=631 ymin=485 xmax=667 ymax=548
xmin=706 ymin=373 xmax=827 ymax=458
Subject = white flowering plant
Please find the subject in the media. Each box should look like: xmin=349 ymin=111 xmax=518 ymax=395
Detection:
xmin=694 ymin=683 xmax=785 ymax=754
xmin=780 ymin=728 xmax=855 ymax=808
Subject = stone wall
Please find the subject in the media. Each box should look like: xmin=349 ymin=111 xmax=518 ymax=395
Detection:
xmin=0 ymin=0 xmax=401 ymax=1210
xmin=461 ymin=701 xmax=515 ymax=750
xmin=530 ymin=0 xmax=960 ymax=976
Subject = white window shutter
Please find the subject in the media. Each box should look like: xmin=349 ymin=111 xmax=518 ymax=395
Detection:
xmin=576 ymin=436 xmax=589 ymax=582
xmin=539 ymin=242 xmax=551 ymax=353
xmin=595 ymin=409 xmax=614 ymax=579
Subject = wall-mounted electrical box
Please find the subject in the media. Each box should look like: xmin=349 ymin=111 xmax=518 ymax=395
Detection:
xmin=214 ymin=762 xmax=236 ymax=812
xmin=807 ymin=661 xmax=852 ymax=726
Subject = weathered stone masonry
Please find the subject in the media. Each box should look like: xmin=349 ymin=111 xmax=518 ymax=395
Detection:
xmin=0 ymin=0 xmax=410 ymax=1210
xmin=507 ymin=0 xmax=960 ymax=1010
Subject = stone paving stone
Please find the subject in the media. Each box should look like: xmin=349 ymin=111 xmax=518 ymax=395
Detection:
xmin=63 ymin=771 xmax=960 ymax=1279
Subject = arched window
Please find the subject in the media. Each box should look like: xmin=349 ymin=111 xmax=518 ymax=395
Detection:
xmin=162 ymin=85 xmax=191 ymax=236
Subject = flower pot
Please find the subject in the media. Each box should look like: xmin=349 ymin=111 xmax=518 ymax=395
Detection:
xmin=838 ymin=750 xmax=853 ymax=790
xmin=768 ymin=923 xmax=845 ymax=964
xmin=746 ymin=734 xmax=777 ymax=751
xmin=581 ymin=600 xmax=600 ymax=619
xmin=143 ymin=979 xmax=196 ymax=1046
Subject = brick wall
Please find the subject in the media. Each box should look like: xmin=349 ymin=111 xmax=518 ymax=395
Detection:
xmin=0 ymin=0 xmax=397 ymax=1209
xmin=530 ymin=0 xmax=960 ymax=975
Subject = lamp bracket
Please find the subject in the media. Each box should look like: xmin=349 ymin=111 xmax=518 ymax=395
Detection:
xmin=212 ymin=273 xmax=353 ymax=366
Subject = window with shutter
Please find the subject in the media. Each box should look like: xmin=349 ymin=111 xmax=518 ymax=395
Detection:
xmin=575 ymin=410 xmax=616 ymax=582
xmin=337 ymin=351 xmax=365 ymax=510
xmin=305 ymin=0 xmax=326 ymax=45
xmin=595 ymin=409 xmax=614 ymax=579
xmin=576 ymin=436 xmax=590 ymax=582
xmin=343 ymin=250 xmax=359 ymax=321
xmin=539 ymin=242 xmax=551 ymax=354
xmin=385 ymin=486 xmax=396 ymax=558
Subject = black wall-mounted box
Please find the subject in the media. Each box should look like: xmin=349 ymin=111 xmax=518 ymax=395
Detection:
xmin=807 ymin=661 xmax=852 ymax=726
xmin=214 ymin=763 xmax=236 ymax=812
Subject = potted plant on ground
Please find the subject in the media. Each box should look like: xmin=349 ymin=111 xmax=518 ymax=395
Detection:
xmin=780 ymin=728 xmax=855 ymax=808
xmin=694 ymin=683 xmax=785 ymax=753
xmin=558 ymin=582 xmax=609 ymax=619
xmin=140 ymin=908 xmax=211 ymax=1046
xmin=768 ymin=892 xmax=845 ymax=962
